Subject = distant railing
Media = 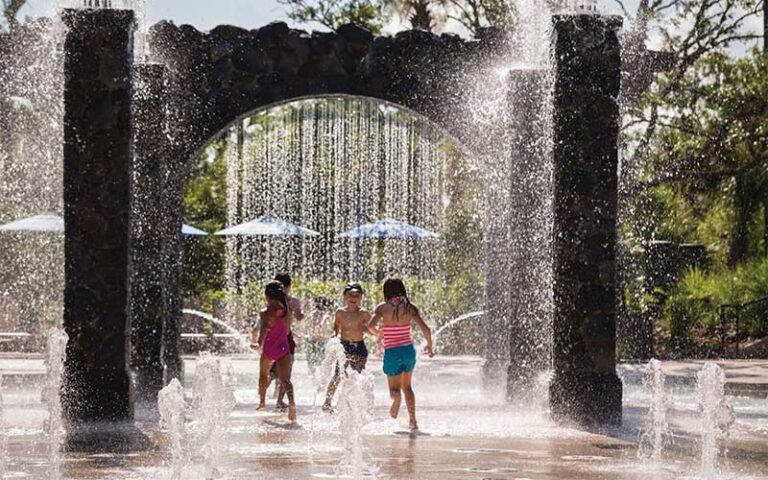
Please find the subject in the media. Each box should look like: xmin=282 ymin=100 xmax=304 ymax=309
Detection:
xmin=719 ymin=295 xmax=768 ymax=354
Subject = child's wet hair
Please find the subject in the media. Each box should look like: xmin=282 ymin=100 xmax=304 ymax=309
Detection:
xmin=383 ymin=277 xmax=407 ymax=301
xmin=274 ymin=272 xmax=292 ymax=288
xmin=265 ymin=280 xmax=288 ymax=312
xmin=383 ymin=277 xmax=418 ymax=319
xmin=313 ymin=296 xmax=333 ymax=311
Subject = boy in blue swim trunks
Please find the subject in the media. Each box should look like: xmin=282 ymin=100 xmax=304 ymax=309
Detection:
xmin=323 ymin=283 xmax=374 ymax=412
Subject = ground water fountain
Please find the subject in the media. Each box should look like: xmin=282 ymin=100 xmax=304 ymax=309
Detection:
xmin=697 ymin=362 xmax=736 ymax=480
xmin=181 ymin=309 xmax=251 ymax=352
xmin=316 ymin=336 xmax=377 ymax=479
xmin=638 ymin=359 xmax=669 ymax=463
xmin=190 ymin=353 xmax=235 ymax=478
xmin=158 ymin=378 xmax=186 ymax=480
xmin=431 ymin=311 xmax=484 ymax=353
xmin=44 ymin=327 xmax=67 ymax=480
xmin=336 ymin=369 xmax=376 ymax=480
xmin=0 ymin=373 xmax=6 ymax=479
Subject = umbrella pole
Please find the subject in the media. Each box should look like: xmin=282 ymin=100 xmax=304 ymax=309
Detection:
xmin=375 ymin=238 xmax=384 ymax=283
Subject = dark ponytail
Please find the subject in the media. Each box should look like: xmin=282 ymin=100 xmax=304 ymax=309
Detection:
xmin=265 ymin=280 xmax=288 ymax=312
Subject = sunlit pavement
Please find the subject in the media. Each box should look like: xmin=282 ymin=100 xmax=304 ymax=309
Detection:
xmin=2 ymin=354 xmax=768 ymax=479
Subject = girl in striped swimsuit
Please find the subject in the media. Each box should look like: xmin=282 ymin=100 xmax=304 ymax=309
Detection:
xmin=369 ymin=277 xmax=434 ymax=432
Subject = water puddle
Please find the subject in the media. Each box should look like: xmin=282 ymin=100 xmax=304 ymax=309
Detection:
xmin=463 ymin=466 xmax=521 ymax=473
xmin=560 ymin=455 xmax=612 ymax=461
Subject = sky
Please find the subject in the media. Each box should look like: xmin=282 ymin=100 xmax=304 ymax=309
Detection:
xmin=20 ymin=0 xmax=316 ymax=31
xmin=19 ymin=0 xmax=632 ymax=34
xmin=16 ymin=0 xmax=763 ymax=54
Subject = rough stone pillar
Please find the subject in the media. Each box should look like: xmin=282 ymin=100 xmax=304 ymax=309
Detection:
xmin=482 ymin=155 xmax=513 ymax=381
xmin=505 ymin=68 xmax=552 ymax=395
xmin=161 ymin=157 xmax=185 ymax=384
xmin=130 ymin=64 xmax=167 ymax=415
xmin=549 ymin=14 xmax=623 ymax=426
xmin=61 ymin=8 xmax=135 ymax=423
xmin=147 ymin=25 xmax=203 ymax=384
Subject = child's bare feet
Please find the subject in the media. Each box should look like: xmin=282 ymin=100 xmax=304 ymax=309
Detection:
xmin=256 ymin=403 xmax=266 ymax=411
xmin=389 ymin=397 xmax=401 ymax=419
xmin=409 ymin=419 xmax=418 ymax=432
xmin=288 ymin=404 xmax=297 ymax=423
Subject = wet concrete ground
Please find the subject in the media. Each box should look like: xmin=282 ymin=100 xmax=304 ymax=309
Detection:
xmin=1 ymin=354 xmax=768 ymax=479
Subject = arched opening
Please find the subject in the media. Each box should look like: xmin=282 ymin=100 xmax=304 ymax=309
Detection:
xmin=180 ymin=95 xmax=484 ymax=355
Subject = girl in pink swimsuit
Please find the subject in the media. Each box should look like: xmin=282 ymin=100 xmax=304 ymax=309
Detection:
xmin=252 ymin=280 xmax=297 ymax=421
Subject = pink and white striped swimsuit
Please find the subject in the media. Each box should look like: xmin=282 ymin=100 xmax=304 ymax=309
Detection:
xmin=382 ymin=323 xmax=412 ymax=349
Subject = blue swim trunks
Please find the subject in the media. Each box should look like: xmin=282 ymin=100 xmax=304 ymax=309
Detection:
xmin=382 ymin=344 xmax=416 ymax=376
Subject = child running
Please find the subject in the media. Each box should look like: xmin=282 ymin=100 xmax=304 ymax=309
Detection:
xmin=252 ymin=280 xmax=297 ymax=422
xmin=323 ymin=283 xmax=372 ymax=412
xmin=369 ymin=278 xmax=433 ymax=433
xmin=271 ymin=273 xmax=304 ymax=411
xmin=304 ymin=296 xmax=333 ymax=373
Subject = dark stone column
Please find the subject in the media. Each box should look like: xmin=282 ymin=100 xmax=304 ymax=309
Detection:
xmin=505 ymin=68 xmax=552 ymax=395
xmin=161 ymin=157 xmax=185 ymax=384
xmin=549 ymin=14 xmax=623 ymax=426
xmin=481 ymin=110 xmax=513 ymax=380
xmin=61 ymin=9 xmax=135 ymax=423
xmin=482 ymin=212 xmax=512 ymax=381
xmin=130 ymin=64 xmax=167 ymax=415
xmin=147 ymin=25 xmax=201 ymax=383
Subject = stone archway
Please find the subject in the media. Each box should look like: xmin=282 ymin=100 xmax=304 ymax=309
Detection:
xmin=61 ymin=8 xmax=623 ymax=429
xmin=129 ymin=20 xmax=507 ymax=406
xmin=148 ymin=20 xmax=504 ymax=163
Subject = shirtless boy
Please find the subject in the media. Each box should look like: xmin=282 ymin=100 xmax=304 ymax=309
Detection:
xmin=322 ymin=283 xmax=373 ymax=411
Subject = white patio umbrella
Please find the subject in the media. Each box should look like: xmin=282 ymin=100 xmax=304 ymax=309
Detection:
xmin=214 ymin=214 xmax=319 ymax=237
xmin=0 ymin=213 xmax=64 ymax=233
xmin=0 ymin=213 xmax=210 ymax=236
xmin=181 ymin=224 xmax=210 ymax=236
xmin=337 ymin=218 xmax=438 ymax=239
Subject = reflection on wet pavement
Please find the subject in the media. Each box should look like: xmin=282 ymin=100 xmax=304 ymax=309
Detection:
xmin=1 ymin=354 xmax=767 ymax=479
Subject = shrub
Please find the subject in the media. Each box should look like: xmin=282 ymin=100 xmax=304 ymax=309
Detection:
xmin=662 ymin=257 xmax=768 ymax=351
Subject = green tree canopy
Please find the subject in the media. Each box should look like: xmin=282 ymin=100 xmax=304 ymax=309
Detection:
xmin=278 ymin=0 xmax=515 ymax=36
xmin=638 ymin=50 xmax=768 ymax=266
xmin=278 ymin=0 xmax=386 ymax=33
xmin=1 ymin=0 xmax=26 ymax=31
xmin=182 ymin=141 xmax=228 ymax=300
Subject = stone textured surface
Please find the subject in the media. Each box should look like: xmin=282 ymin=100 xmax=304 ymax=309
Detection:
xmin=130 ymin=63 xmax=167 ymax=412
xmin=148 ymin=21 xmax=508 ymax=164
xmin=61 ymin=8 xmax=135 ymax=423
xmin=504 ymin=68 xmax=552 ymax=392
xmin=549 ymin=14 xmax=624 ymax=426
xmin=159 ymin=139 xmax=185 ymax=385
